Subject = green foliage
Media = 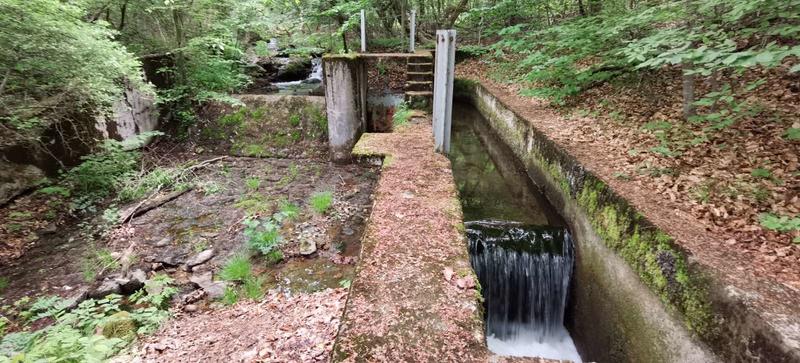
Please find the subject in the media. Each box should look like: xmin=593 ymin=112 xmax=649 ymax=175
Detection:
xmin=1 ymin=288 xmax=172 ymax=362
xmin=785 ymin=128 xmax=800 ymax=141
xmin=37 ymin=186 xmax=70 ymax=198
xmin=392 ymin=102 xmax=413 ymax=127
xmin=63 ymin=140 xmax=139 ymax=209
xmin=119 ymin=164 xmax=187 ymax=202
xmin=245 ymin=177 xmax=261 ymax=191
xmin=219 ymin=255 xmax=253 ymax=282
xmin=288 ymin=114 xmax=301 ymax=127
xmin=0 ymin=0 xmax=150 ymax=140
xmin=243 ymin=218 xmax=282 ymax=256
xmin=759 ymin=213 xmax=800 ymax=240
xmin=751 ymin=168 xmax=772 ymax=179
xmin=130 ymin=275 xmax=178 ymax=309
xmin=279 ymin=200 xmax=301 ymax=220
xmin=309 ymin=191 xmax=334 ymax=214
xmin=221 ymin=286 xmax=239 ymax=305
xmin=0 ymin=277 xmax=7 ymax=293
xmin=242 ymin=276 xmax=265 ymax=300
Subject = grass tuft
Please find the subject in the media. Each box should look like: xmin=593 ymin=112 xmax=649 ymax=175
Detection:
xmin=309 ymin=191 xmax=334 ymax=214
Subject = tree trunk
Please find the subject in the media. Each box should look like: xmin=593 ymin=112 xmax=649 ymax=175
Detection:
xmin=682 ymin=0 xmax=697 ymax=120
xmin=577 ymin=0 xmax=586 ymax=16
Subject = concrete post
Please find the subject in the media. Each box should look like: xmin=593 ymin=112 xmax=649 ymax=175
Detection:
xmin=409 ymin=10 xmax=416 ymax=53
xmin=360 ymin=10 xmax=366 ymax=53
xmin=432 ymin=30 xmax=456 ymax=154
xmin=323 ymin=56 xmax=367 ymax=163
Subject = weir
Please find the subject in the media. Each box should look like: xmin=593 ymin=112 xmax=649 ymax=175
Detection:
xmin=451 ymin=101 xmax=582 ymax=361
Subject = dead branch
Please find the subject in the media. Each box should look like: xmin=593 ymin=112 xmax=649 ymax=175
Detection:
xmin=119 ymin=187 xmax=193 ymax=224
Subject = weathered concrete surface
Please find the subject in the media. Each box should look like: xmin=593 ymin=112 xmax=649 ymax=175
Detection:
xmin=323 ymin=55 xmax=367 ymax=163
xmin=460 ymin=80 xmax=800 ymax=363
xmin=335 ymin=120 xmax=487 ymax=362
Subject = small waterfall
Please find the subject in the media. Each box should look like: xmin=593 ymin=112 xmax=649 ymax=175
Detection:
xmin=467 ymin=220 xmax=581 ymax=361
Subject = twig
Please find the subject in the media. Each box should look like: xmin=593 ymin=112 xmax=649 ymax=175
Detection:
xmin=119 ymin=187 xmax=193 ymax=224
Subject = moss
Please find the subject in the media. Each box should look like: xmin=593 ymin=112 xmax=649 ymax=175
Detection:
xmin=100 ymin=311 xmax=136 ymax=340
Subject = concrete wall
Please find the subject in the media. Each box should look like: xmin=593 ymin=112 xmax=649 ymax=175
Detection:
xmin=461 ymin=82 xmax=718 ymax=363
xmin=323 ymin=56 xmax=367 ymax=163
xmin=460 ymin=80 xmax=800 ymax=363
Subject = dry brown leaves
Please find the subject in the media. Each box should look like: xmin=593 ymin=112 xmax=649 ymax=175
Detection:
xmin=138 ymin=288 xmax=348 ymax=363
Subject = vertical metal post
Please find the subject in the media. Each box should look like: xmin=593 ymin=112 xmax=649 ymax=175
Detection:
xmin=433 ymin=29 xmax=456 ymax=154
xmin=360 ymin=9 xmax=366 ymax=53
xmin=409 ymin=10 xmax=416 ymax=53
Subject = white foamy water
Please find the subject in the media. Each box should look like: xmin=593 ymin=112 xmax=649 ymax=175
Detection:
xmin=487 ymin=326 xmax=582 ymax=362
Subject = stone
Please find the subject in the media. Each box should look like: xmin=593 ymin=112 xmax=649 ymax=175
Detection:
xmin=190 ymin=271 xmax=227 ymax=299
xmin=154 ymin=237 xmax=171 ymax=247
xmin=89 ymin=279 xmax=121 ymax=299
xmin=119 ymin=269 xmax=147 ymax=294
xmin=299 ymin=238 xmax=317 ymax=256
xmin=39 ymin=223 xmax=58 ymax=236
xmin=186 ymin=249 xmax=215 ymax=268
xmin=156 ymin=251 xmax=187 ymax=266
xmin=0 ymin=161 xmax=45 ymax=205
xmin=184 ymin=304 xmax=198 ymax=313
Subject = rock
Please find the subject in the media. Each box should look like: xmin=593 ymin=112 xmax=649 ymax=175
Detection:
xmin=89 ymin=279 xmax=121 ymax=299
xmin=342 ymin=226 xmax=354 ymax=236
xmin=119 ymin=269 xmax=147 ymax=294
xmin=186 ymin=249 xmax=215 ymax=268
xmin=273 ymin=57 xmax=312 ymax=82
xmin=184 ymin=304 xmax=198 ymax=312
xmin=154 ymin=237 xmax=171 ymax=247
xmin=0 ymin=161 xmax=45 ymax=205
xmin=39 ymin=223 xmax=58 ymax=236
xmin=156 ymin=251 xmax=187 ymax=267
xmin=190 ymin=271 xmax=227 ymax=299
xmin=100 ymin=311 xmax=136 ymax=340
xmin=64 ymin=286 xmax=90 ymax=309
xmin=299 ymin=238 xmax=317 ymax=256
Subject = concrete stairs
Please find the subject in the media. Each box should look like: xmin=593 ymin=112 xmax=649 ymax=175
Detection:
xmin=405 ymin=52 xmax=433 ymax=110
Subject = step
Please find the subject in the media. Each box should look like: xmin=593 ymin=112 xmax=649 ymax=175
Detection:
xmin=404 ymin=91 xmax=433 ymax=97
xmin=404 ymin=91 xmax=432 ymax=111
xmin=407 ymin=62 xmax=433 ymax=72
xmin=405 ymin=81 xmax=433 ymax=92
xmin=407 ymin=71 xmax=433 ymax=82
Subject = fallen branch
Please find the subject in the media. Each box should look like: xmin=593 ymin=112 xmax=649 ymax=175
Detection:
xmin=119 ymin=187 xmax=193 ymax=224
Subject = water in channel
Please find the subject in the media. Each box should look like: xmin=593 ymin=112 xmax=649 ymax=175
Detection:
xmin=450 ymin=103 xmax=582 ymax=362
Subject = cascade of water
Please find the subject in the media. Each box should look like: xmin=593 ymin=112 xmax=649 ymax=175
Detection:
xmin=467 ymin=220 xmax=579 ymax=360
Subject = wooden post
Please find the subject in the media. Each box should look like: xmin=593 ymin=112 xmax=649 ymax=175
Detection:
xmin=409 ymin=10 xmax=416 ymax=53
xmin=360 ymin=10 xmax=366 ymax=53
xmin=433 ymin=30 xmax=456 ymax=154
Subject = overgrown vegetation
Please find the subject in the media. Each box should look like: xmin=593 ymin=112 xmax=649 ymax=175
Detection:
xmin=392 ymin=102 xmax=413 ymax=127
xmin=219 ymin=255 xmax=265 ymax=305
xmin=0 ymin=276 xmax=176 ymax=361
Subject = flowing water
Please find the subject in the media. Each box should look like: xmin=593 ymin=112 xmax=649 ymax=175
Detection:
xmin=274 ymin=58 xmax=323 ymax=95
xmin=450 ymin=103 xmax=582 ymax=362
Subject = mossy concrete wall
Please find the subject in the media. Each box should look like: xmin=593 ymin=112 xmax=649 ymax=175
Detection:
xmin=459 ymin=80 xmax=721 ymax=363
xmin=323 ymin=55 xmax=368 ymax=163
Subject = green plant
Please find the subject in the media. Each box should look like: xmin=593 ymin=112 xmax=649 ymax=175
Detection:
xmin=242 ymin=276 xmax=265 ymax=300
xmin=785 ymin=128 xmax=800 ymax=141
xmin=37 ymin=186 xmax=70 ymax=198
xmin=130 ymin=275 xmax=178 ymax=309
xmin=219 ymin=255 xmax=253 ymax=281
xmin=759 ymin=213 xmax=800 ymax=243
xmin=288 ymin=114 xmax=301 ymax=127
xmin=7 ymin=211 xmax=31 ymax=221
xmin=392 ymin=102 xmax=412 ymax=127
xmin=277 ymin=163 xmax=299 ymax=187
xmin=751 ymin=168 xmax=772 ymax=179
xmin=245 ymin=177 xmax=261 ymax=191
xmin=119 ymin=165 xmax=185 ymax=202
xmin=339 ymin=279 xmax=352 ymax=288
xmin=0 ymin=276 xmax=7 ymax=293
xmin=278 ymin=200 xmax=301 ymax=220
xmin=309 ymin=191 xmax=334 ymax=214
xmin=221 ymin=286 xmax=239 ymax=305
xmin=243 ymin=218 xmax=282 ymax=256
xmin=81 ymin=248 xmax=120 ymax=282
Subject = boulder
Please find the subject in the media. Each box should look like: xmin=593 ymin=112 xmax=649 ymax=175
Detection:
xmin=100 ymin=311 xmax=137 ymax=340
xmin=0 ymin=161 xmax=45 ymax=205
xmin=119 ymin=269 xmax=147 ymax=294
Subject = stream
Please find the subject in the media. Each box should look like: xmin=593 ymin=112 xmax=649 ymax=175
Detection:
xmin=450 ymin=102 xmax=583 ymax=362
